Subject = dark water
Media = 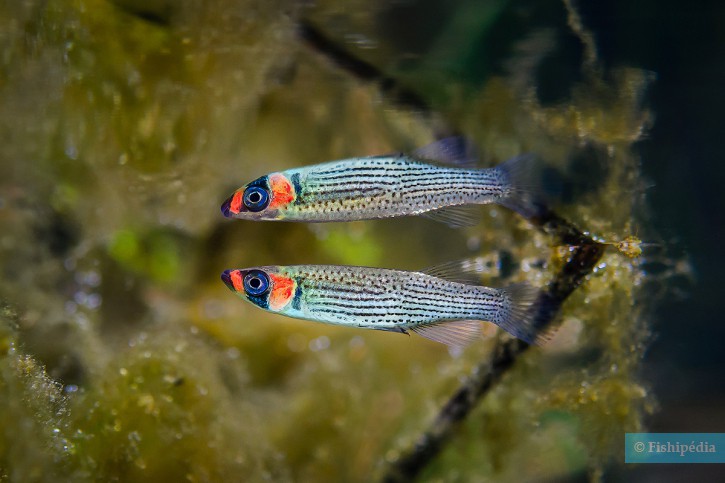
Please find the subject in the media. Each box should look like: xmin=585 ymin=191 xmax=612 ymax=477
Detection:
xmin=582 ymin=1 xmax=725 ymax=480
xmin=371 ymin=2 xmax=725 ymax=477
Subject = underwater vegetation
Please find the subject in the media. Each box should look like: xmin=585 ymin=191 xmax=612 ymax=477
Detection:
xmin=0 ymin=0 xmax=690 ymax=481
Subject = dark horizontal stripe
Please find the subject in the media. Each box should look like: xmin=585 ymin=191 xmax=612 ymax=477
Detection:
xmin=304 ymin=284 xmax=388 ymax=294
xmin=309 ymin=296 xmax=487 ymax=312
xmin=304 ymin=188 xmax=388 ymax=198
xmin=399 ymin=189 xmax=489 ymax=198
xmin=400 ymin=183 xmax=503 ymax=192
xmin=310 ymin=305 xmax=481 ymax=317
xmin=314 ymin=166 xmax=402 ymax=176
xmin=312 ymin=170 xmax=400 ymax=179
xmin=306 ymin=182 xmax=502 ymax=197
xmin=403 ymin=288 xmax=501 ymax=305
xmin=310 ymin=282 xmax=391 ymax=291
xmin=313 ymin=167 xmax=475 ymax=181
xmin=401 ymin=294 xmax=489 ymax=307
xmin=307 ymin=293 xmax=393 ymax=301
xmin=404 ymin=287 xmax=501 ymax=304
xmin=307 ymin=295 xmax=399 ymax=306
xmin=316 ymin=287 xmax=475 ymax=300
xmin=399 ymin=175 xmax=498 ymax=184
xmin=312 ymin=313 xmax=485 ymax=322
xmin=309 ymin=176 xmax=398 ymax=185
xmin=310 ymin=172 xmax=501 ymax=190
xmin=404 ymin=281 xmax=497 ymax=294
xmin=312 ymin=163 xmax=494 ymax=176
xmin=309 ymin=175 xmax=399 ymax=185
xmin=309 ymin=308 xmax=484 ymax=321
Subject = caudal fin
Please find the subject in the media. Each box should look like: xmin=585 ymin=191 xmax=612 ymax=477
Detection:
xmin=495 ymin=154 xmax=546 ymax=218
xmin=496 ymin=283 xmax=549 ymax=345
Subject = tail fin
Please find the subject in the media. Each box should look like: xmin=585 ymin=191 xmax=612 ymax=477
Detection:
xmin=496 ymin=283 xmax=549 ymax=345
xmin=495 ymin=154 xmax=546 ymax=218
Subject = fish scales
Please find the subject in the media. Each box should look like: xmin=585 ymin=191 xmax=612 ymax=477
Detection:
xmin=281 ymin=265 xmax=505 ymax=329
xmin=221 ymin=136 xmax=543 ymax=223
xmin=284 ymin=157 xmax=506 ymax=222
xmin=221 ymin=262 xmax=543 ymax=346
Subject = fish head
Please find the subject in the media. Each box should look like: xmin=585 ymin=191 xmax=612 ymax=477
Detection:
xmin=221 ymin=172 xmax=296 ymax=220
xmin=221 ymin=267 xmax=296 ymax=312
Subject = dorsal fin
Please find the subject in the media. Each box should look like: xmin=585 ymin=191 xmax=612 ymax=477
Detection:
xmin=412 ymin=137 xmax=477 ymax=168
xmin=420 ymin=258 xmax=494 ymax=285
xmin=421 ymin=204 xmax=479 ymax=228
xmin=411 ymin=320 xmax=482 ymax=348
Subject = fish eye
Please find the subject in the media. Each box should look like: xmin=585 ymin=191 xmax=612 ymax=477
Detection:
xmin=243 ymin=186 xmax=270 ymax=212
xmin=243 ymin=270 xmax=270 ymax=296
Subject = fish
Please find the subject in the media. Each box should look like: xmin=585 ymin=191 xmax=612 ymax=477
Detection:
xmin=220 ymin=138 xmax=542 ymax=227
xmin=220 ymin=259 xmax=545 ymax=348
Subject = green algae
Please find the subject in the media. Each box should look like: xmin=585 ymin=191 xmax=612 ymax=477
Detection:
xmin=0 ymin=305 xmax=72 ymax=482
xmin=0 ymin=305 xmax=287 ymax=482
xmin=108 ymin=228 xmax=185 ymax=284
xmin=0 ymin=1 xmax=678 ymax=482
xmin=68 ymin=326 xmax=288 ymax=482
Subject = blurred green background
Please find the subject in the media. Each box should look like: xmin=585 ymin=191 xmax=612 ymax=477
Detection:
xmin=0 ymin=0 xmax=721 ymax=481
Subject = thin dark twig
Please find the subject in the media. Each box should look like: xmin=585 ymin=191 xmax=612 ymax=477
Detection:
xmin=299 ymin=20 xmax=432 ymax=112
xmin=382 ymin=209 xmax=605 ymax=482
xmin=297 ymin=22 xmax=606 ymax=482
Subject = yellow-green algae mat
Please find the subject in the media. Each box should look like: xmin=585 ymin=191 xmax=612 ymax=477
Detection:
xmin=0 ymin=1 xmax=685 ymax=482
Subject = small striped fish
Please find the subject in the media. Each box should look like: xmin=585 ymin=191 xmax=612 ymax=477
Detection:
xmin=221 ymin=260 xmax=544 ymax=347
xmin=221 ymin=138 xmax=540 ymax=227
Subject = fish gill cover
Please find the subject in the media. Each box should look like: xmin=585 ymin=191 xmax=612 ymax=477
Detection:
xmin=0 ymin=0 xmax=690 ymax=482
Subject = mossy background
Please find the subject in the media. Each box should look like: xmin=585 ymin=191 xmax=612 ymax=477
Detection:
xmin=1 ymin=0 xmax=722 ymax=482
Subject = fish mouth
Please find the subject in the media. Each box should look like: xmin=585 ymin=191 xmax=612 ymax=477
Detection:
xmin=221 ymin=269 xmax=236 ymax=291
xmin=220 ymin=196 xmax=233 ymax=217
xmin=221 ymin=191 xmax=248 ymax=218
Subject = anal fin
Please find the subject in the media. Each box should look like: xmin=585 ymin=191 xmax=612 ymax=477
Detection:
xmin=421 ymin=204 xmax=479 ymax=228
xmin=411 ymin=320 xmax=482 ymax=348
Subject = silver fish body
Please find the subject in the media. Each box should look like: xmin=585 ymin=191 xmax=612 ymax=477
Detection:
xmin=221 ymin=262 xmax=543 ymax=347
xmin=282 ymin=156 xmax=509 ymax=221
xmin=221 ymin=138 xmax=540 ymax=226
